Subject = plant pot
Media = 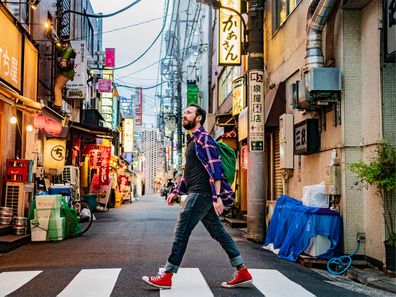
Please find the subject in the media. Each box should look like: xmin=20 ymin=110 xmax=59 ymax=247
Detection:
xmin=384 ymin=241 xmax=396 ymax=272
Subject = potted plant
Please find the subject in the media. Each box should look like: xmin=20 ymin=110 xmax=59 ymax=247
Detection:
xmin=348 ymin=143 xmax=396 ymax=272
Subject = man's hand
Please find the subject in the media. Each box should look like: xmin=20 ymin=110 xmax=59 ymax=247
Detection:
xmin=166 ymin=193 xmax=178 ymax=206
xmin=213 ymin=197 xmax=224 ymax=216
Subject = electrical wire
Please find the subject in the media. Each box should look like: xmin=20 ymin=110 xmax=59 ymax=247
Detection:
xmin=116 ymin=59 xmax=162 ymax=80
xmin=62 ymin=0 xmax=143 ymax=18
xmin=113 ymin=0 xmax=170 ymax=70
xmin=115 ymin=81 xmax=164 ymax=90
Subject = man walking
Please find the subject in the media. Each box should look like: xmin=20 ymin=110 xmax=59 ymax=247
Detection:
xmin=142 ymin=104 xmax=253 ymax=289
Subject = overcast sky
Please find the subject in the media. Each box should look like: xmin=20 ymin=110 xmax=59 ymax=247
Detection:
xmin=90 ymin=0 xmax=167 ymax=127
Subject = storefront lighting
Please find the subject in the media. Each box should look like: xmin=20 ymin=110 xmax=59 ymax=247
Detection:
xmin=26 ymin=125 xmax=33 ymax=132
xmin=44 ymin=21 xmax=51 ymax=29
xmin=9 ymin=116 xmax=17 ymax=125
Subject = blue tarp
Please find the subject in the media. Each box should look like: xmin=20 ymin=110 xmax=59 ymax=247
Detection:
xmin=264 ymin=195 xmax=342 ymax=261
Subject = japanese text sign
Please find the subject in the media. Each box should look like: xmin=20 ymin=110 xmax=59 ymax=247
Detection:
xmin=98 ymin=79 xmax=113 ymax=93
xmin=232 ymin=76 xmax=245 ymax=116
xmin=105 ymin=48 xmax=115 ymax=67
xmin=385 ymin=0 xmax=396 ymax=61
xmin=135 ymin=88 xmax=143 ymax=126
xmin=218 ymin=0 xmax=242 ymax=65
xmin=99 ymin=146 xmax=111 ymax=185
xmin=66 ymin=41 xmax=87 ymax=99
xmin=248 ymin=70 xmax=264 ymax=151
xmin=123 ymin=118 xmax=134 ymax=153
xmin=0 ymin=8 xmax=22 ymax=91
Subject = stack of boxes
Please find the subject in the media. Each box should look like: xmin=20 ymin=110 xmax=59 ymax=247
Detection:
xmin=30 ymin=195 xmax=65 ymax=241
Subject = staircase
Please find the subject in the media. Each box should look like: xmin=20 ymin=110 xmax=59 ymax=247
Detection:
xmin=0 ymin=224 xmax=30 ymax=253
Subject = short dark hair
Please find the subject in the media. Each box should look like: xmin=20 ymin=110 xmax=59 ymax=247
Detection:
xmin=189 ymin=103 xmax=206 ymax=125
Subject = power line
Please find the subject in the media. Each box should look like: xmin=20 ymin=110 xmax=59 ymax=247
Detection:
xmin=113 ymin=0 xmax=170 ymax=70
xmin=115 ymin=81 xmax=164 ymax=90
xmin=62 ymin=0 xmax=143 ymax=18
xmin=116 ymin=59 xmax=162 ymax=80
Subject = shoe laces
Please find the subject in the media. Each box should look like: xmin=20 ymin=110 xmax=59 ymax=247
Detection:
xmin=151 ymin=267 xmax=167 ymax=281
xmin=230 ymin=269 xmax=241 ymax=282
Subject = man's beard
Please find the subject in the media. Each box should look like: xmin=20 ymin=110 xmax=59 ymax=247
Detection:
xmin=182 ymin=118 xmax=196 ymax=130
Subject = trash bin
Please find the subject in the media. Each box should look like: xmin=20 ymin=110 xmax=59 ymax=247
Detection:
xmin=84 ymin=194 xmax=97 ymax=212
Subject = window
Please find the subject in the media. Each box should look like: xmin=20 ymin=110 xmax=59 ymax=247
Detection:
xmin=4 ymin=3 xmax=28 ymax=24
xmin=218 ymin=67 xmax=239 ymax=106
xmin=273 ymin=0 xmax=301 ymax=32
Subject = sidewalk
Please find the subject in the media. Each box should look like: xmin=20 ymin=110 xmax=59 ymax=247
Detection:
xmin=346 ymin=266 xmax=396 ymax=294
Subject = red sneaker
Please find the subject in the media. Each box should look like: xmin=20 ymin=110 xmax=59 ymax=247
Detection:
xmin=142 ymin=268 xmax=173 ymax=289
xmin=221 ymin=267 xmax=253 ymax=288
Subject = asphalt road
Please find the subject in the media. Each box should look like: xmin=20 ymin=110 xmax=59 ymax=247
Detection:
xmin=0 ymin=195 xmax=393 ymax=297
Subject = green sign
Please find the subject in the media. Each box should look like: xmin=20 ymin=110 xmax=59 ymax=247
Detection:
xmin=187 ymin=84 xmax=199 ymax=105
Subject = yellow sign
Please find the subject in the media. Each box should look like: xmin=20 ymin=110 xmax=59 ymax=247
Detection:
xmin=23 ymin=38 xmax=38 ymax=101
xmin=0 ymin=7 xmax=23 ymax=91
xmin=218 ymin=0 xmax=241 ymax=66
xmin=232 ymin=76 xmax=245 ymax=116
xmin=123 ymin=118 xmax=134 ymax=153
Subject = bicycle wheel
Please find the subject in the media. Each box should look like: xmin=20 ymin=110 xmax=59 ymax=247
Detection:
xmin=75 ymin=201 xmax=93 ymax=234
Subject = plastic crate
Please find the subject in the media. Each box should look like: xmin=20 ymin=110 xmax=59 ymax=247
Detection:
xmin=5 ymin=159 xmax=31 ymax=183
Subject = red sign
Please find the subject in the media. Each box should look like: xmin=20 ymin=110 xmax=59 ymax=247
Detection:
xmin=105 ymin=48 xmax=115 ymax=67
xmin=135 ymin=87 xmax=142 ymax=126
xmin=98 ymin=79 xmax=113 ymax=93
xmin=33 ymin=114 xmax=62 ymax=136
xmin=99 ymin=146 xmax=111 ymax=185
xmin=88 ymin=149 xmax=101 ymax=168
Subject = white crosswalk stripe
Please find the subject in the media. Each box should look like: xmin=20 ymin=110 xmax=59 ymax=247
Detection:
xmin=250 ymin=269 xmax=316 ymax=297
xmin=0 ymin=267 xmax=319 ymax=296
xmin=57 ymin=268 xmax=121 ymax=297
xmin=0 ymin=271 xmax=42 ymax=297
xmin=161 ymin=268 xmax=213 ymax=297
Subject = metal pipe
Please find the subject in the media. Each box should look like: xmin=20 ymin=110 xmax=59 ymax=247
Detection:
xmin=304 ymin=0 xmax=337 ymax=71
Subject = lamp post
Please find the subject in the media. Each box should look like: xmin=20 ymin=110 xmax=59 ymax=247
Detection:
xmin=197 ymin=0 xmax=266 ymax=242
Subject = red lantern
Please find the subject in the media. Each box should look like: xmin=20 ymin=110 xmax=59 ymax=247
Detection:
xmin=33 ymin=114 xmax=46 ymax=129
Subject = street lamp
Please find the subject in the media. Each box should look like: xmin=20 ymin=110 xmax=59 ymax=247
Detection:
xmin=196 ymin=0 xmax=248 ymax=53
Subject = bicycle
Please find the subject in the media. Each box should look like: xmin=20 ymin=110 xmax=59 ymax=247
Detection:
xmin=59 ymin=181 xmax=94 ymax=235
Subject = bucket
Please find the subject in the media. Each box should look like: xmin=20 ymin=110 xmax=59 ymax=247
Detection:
xmin=0 ymin=207 xmax=13 ymax=225
xmin=0 ymin=217 xmax=13 ymax=225
xmin=12 ymin=217 xmax=27 ymax=235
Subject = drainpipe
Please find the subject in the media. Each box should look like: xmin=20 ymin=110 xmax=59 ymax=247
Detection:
xmin=304 ymin=0 xmax=337 ymax=71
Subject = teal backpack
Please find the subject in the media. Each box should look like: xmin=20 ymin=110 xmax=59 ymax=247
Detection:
xmin=216 ymin=142 xmax=236 ymax=184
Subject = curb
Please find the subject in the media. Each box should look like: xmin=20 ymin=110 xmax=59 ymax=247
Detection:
xmin=346 ymin=267 xmax=396 ymax=294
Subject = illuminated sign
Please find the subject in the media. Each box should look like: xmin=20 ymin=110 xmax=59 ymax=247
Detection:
xmin=105 ymin=48 xmax=115 ymax=67
xmin=67 ymin=41 xmax=87 ymax=99
xmin=0 ymin=8 xmax=23 ymax=91
xmin=232 ymin=76 xmax=245 ymax=116
xmin=123 ymin=118 xmax=134 ymax=153
xmin=218 ymin=0 xmax=241 ymax=66
xmin=248 ymin=70 xmax=264 ymax=151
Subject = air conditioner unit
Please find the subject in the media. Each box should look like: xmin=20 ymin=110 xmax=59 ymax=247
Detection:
xmin=5 ymin=182 xmax=34 ymax=217
xmin=62 ymin=166 xmax=80 ymax=185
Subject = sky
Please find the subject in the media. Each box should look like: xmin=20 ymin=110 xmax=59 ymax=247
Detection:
xmin=90 ymin=0 xmax=167 ymax=127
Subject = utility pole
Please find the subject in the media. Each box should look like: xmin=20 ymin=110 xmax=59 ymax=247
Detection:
xmin=246 ymin=0 xmax=265 ymax=242
xmin=176 ymin=14 xmax=183 ymax=170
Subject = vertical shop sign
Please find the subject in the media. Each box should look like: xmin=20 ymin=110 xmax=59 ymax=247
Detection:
xmin=135 ymin=87 xmax=143 ymax=125
xmin=105 ymin=48 xmax=115 ymax=67
xmin=248 ymin=70 xmax=264 ymax=151
xmin=66 ymin=41 xmax=87 ymax=99
xmin=98 ymin=79 xmax=113 ymax=93
xmin=0 ymin=8 xmax=22 ymax=91
xmin=88 ymin=149 xmax=101 ymax=168
xmin=123 ymin=117 xmax=134 ymax=153
xmin=99 ymin=146 xmax=111 ymax=185
xmin=187 ymin=83 xmax=199 ymax=105
xmin=218 ymin=0 xmax=241 ymax=65
xmin=384 ymin=0 xmax=396 ymax=61
xmin=232 ymin=76 xmax=245 ymax=116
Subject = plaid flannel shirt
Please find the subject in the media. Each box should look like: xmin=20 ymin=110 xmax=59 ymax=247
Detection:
xmin=172 ymin=126 xmax=235 ymax=206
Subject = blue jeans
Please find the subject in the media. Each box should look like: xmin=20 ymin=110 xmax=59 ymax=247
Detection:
xmin=164 ymin=192 xmax=243 ymax=273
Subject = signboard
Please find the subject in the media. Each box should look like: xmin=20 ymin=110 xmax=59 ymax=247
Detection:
xmin=384 ymin=0 xmax=396 ymax=62
xmin=99 ymin=146 xmax=111 ymax=185
xmin=294 ymin=119 xmax=320 ymax=155
xmin=66 ymin=41 xmax=87 ymax=99
xmin=23 ymin=38 xmax=38 ymax=100
xmin=123 ymin=118 xmax=134 ymax=153
xmin=187 ymin=83 xmax=199 ymax=105
xmin=135 ymin=87 xmax=143 ymax=126
xmin=98 ymin=79 xmax=112 ymax=93
xmin=248 ymin=70 xmax=264 ymax=151
xmin=232 ymin=76 xmax=245 ymax=116
xmin=218 ymin=0 xmax=241 ymax=66
xmin=0 ymin=7 xmax=22 ymax=91
xmin=105 ymin=48 xmax=115 ymax=67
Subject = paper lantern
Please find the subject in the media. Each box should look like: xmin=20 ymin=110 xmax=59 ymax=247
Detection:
xmin=33 ymin=114 xmax=46 ymax=129
xmin=43 ymin=138 xmax=66 ymax=174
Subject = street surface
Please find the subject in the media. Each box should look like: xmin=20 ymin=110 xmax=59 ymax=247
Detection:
xmin=0 ymin=195 xmax=394 ymax=297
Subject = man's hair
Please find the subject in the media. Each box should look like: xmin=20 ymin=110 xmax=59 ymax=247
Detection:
xmin=189 ymin=103 xmax=206 ymax=125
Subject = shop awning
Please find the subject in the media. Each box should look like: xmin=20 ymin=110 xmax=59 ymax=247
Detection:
xmin=69 ymin=121 xmax=114 ymax=137
xmin=265 ymin=82 xmax=286 ymax=127
xmin=0 ymin=82 xmax=44 ymax=112
xmin=215 ymin=113 xmax=236 ymax=127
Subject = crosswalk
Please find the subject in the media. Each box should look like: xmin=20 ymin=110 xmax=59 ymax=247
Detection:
xmin=0 ymin=268 xmax=315 ymax=297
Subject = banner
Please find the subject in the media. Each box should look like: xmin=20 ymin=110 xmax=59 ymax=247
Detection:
xmin=232 ymin=76 xmax=245 ymax=116
xmin=99 ymin=146 xmax=111 ymax=185
xmin=123 ymin=117 xmax=134 ymax=153
xmin=105 ymin=48 xmax=115 ymax=67
xmin=135 ymin=87 xmax=142 ymax=126
xmin=66 ymin=41 xmax=87 ymax=99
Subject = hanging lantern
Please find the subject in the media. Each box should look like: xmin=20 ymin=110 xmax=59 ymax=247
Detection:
xmin=43 ymin=138 xmax=66 ymax=175
xmin=33 ymin=114 xmax=46 ymax=129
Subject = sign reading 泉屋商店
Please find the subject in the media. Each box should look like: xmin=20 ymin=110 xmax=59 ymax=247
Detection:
xmin=232 ymin=76 xmax=245 ymax=116
xmin=248 ymin=70 xmax=264 ymax=152
xmin=218 ymin=0 xmax=241 ymax=66
xmin=0 ymin=8 xmax=23 ymax=91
